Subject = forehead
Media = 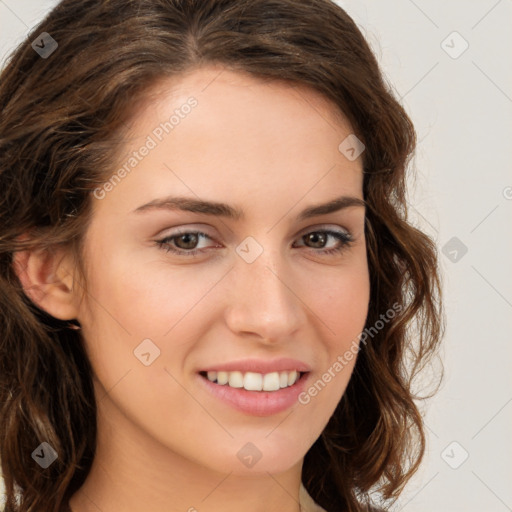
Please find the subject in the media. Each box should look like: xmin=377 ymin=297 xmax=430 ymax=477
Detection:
xmin=94 ymin=65 xmax=364 ymax=219
xmin=128 ymin=65 xmax=355 ymax=150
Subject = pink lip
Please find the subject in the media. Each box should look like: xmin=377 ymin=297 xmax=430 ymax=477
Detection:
xmin=199 ymin=357 xmax=311 ymax=374
xmin=197 ymin=371 xmax=310 ymax=417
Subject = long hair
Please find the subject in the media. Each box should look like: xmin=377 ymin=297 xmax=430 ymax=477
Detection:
xmin=0 ymin=1 xmax=444 ymax=510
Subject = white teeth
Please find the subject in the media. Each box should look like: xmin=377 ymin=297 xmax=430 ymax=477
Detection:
xmin=205 ymin=369 xmax=301 ymax=391
xmin=243 ymin=372 xmax=263 ymax=391
xmin=262 ymin=372 xmax=280 ymax=391
xmin=228 ymin=371 xmax=243 ymax=388
xmin=217 ymin=371 xmax=229 ymax=385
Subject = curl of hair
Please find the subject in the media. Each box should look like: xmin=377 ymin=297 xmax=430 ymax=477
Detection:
xmin=0 ymin=1 xmax=443 ymax=511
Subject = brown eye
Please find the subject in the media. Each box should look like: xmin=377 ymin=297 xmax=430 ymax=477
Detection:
xmin=155 ymin=229 xmax=353 ymax=258
xmin=174 ymin=233 xmax=200 ymax=250
xmin=156 ymin=231 xmax=214 ymax=256
xmin=295 ymin=229 xmax=353 ymax=255
xmin=303 ymin=232 xmax=328 ymax=249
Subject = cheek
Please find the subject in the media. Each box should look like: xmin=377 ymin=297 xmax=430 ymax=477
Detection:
xmin=295 ymin=254 xmax=369 ymax=413
xmin=77 ymin=247 xmax=224 ymax=395
xmin=303 ymin=254 xmax=370 ymax=344
xmin=81 ymin=244 xmax=204 ymax=335
xmin=81 ymin=242 xmax=370 ymax=369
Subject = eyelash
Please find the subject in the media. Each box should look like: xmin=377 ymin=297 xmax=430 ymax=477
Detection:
xmin=155 ymin=229 xmax=354 ymax=257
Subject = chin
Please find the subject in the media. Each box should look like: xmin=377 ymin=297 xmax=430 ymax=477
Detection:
xmin=189 ymin=434 xmax=311 ymax=475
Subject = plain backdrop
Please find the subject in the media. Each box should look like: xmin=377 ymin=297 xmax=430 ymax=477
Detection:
xmin=1 ymin=1 xmax=511 ymax=511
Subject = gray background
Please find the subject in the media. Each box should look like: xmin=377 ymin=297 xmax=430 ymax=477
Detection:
xmin=1 ymin=1 xmax=511 ymax=510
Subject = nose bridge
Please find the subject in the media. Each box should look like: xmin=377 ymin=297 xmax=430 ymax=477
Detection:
xmin=225 ymin=236 xmax=303 ymax=340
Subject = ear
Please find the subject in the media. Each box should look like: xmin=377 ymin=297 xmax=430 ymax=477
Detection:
xmin=12 ymin=244 xmax=81 ymax=321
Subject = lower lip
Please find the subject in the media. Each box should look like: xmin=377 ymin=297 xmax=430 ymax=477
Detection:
xmin=197 ymin=373 xmax=310 ymax=417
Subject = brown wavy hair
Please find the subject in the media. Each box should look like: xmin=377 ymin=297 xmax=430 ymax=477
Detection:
xmin=0 ymin=0 xmax=443 ymax=511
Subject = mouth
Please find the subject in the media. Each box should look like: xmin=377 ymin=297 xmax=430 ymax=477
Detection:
xmin=199 ymin=369 xmax=307 ymax=392
xmin=197 ymin=368 xmax=310 ymax=416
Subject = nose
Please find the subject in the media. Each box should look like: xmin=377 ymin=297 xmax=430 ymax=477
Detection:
xmin=224 ymin=244 xmax=305 ymax=344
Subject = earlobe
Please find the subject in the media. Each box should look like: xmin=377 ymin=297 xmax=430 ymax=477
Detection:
xmin=12 ymin=245 xmax=80 ymax=321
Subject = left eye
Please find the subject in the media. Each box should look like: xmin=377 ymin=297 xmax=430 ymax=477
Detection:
xmin=155 ymin=229 xmax=353 ymax=257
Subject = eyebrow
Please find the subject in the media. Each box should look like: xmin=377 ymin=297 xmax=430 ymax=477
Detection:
xmin=132 ymin=194 xmax=366 ymax=221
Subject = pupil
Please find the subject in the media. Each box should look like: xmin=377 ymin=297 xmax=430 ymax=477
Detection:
xmin=178 ymin=233 xmax=198 ymax=249
xmin=307 ymin=232 xmax=326 ymax=248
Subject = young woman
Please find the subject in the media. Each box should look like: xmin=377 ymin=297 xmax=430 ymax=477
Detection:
xmin=0 ymin=1 xmax=443 ymax=511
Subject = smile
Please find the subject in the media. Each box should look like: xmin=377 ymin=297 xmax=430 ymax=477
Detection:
xmin=201 ymin=370 xmax=303 ymax=391
xmin=197 ymin=368 xmax=310 ymax=416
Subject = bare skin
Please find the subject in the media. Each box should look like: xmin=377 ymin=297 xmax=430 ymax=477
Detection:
xmin=15 ymin=65 xmax=370 ymax=512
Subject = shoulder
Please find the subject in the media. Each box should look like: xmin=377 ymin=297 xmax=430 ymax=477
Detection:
xmin=299 ymin=483 xmax=328 ymax=512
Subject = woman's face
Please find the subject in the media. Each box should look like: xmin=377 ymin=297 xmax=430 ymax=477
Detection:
xmin=76 ymin=65 xmax=370 ymax=475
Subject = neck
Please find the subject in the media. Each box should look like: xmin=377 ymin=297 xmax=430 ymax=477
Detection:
xmin=69 ymin=389 xmax=304 ymax=512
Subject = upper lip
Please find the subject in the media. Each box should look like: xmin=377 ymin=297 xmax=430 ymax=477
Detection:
xmin=199 ymin=358 xmax=311 ymax=374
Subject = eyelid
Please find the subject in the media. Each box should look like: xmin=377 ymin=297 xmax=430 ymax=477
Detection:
xmin=297 ymin=223 xmax=351 ymax=236
xmin=154 ymin=223 xmax=356 ymax=258
xmin=155 ymin=223 xmax=351 ymax=242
